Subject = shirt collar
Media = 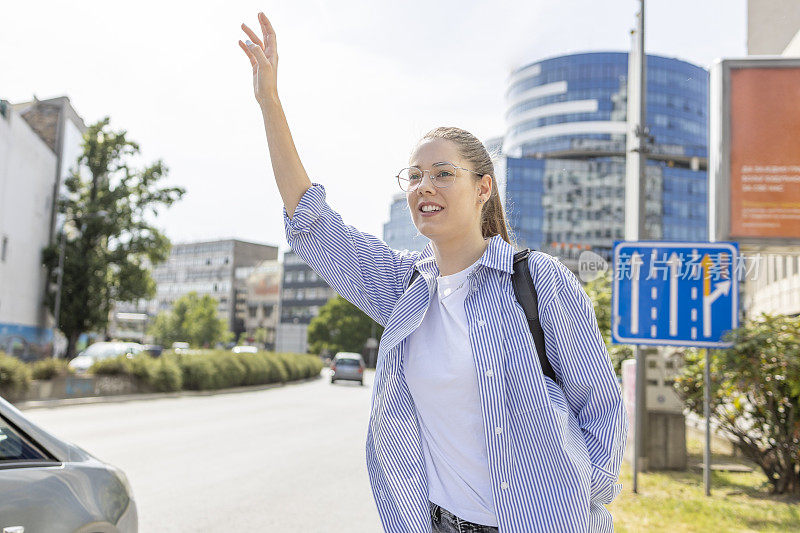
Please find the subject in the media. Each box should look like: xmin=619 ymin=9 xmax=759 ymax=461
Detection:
xmin=413 ymin=234 xmax=515 ymax=277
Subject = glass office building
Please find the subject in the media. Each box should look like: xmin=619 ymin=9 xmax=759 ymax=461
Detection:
xmin=504 ymin=52 xmax=708 ymax=261
xmin=383 ymin=192 xmax=430 ymax=253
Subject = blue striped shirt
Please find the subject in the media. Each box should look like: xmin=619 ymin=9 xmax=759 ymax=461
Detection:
xmin=284 ymin=183 xmax=628 ymax=532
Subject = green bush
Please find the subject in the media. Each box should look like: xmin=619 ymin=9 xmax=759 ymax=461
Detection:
xmin=179 ymin=354 xmax=218 ymax=390
xmin=45 ymin=349 xmax=322 ymax=394
xmin=209 ymin=353 xmax=247 ymax=389
xmin=150 ymin=358 xmax=182 ymax=392
xmin=90 ymin=356 xmax=130 ymax=376
xmin=127 ymin=355 xmax=156 ymax=383
xmin=271 ymin=353 xmax=297 ymax=381
xmin=236 ymin=353 xmax=273 ymax=386
xmin=675 ymin=313 xmax=800 ymax=495
xmin=30 ymin=358 xmax=73 ymax=380
xmin=0 ymin=352 xmax=32 ymax=394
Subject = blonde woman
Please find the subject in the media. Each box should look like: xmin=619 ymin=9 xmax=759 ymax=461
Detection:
xmin=239 ymin=12 xmax=627 ymax=533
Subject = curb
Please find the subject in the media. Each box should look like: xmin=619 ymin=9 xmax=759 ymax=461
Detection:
xmin=14 ymin=374 xmax=323 ymax=411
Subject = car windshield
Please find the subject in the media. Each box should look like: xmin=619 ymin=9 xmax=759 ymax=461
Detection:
xmin=336 ymin=358 xmax=360 ymax=366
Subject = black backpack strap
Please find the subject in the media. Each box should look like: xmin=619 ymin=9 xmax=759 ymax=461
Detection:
xmin=512 ymin=249 xmax=558 ymax=384
xmin=407 ymin=268 xmax=420 ymax=289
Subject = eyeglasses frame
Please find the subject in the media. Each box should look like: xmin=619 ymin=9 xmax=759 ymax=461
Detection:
xmin=396 ymin=161 xmax=485 ymax=192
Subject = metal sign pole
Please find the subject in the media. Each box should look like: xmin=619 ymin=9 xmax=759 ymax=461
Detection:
xmin=704 ymin=347 xmax=712 ymax=495
xmin=626 ymin=0 xmax=648 ymax=494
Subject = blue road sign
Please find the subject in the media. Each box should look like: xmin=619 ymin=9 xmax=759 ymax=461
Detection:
xmin=612 ymin=241 xmax=739 ymax=348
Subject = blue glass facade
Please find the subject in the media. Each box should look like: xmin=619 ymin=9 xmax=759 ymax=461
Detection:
xmin=505 ymin=157 xmax=545 ymax=250
xmin=382 ymin=193 xmax=429 ymax=253
xmin=504 ymin=52 xmax=709 ymax=261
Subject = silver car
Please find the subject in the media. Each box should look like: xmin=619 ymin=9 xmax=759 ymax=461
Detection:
xmin=330 ymin=352 xmax=365 ymax=386
xmin=68 ymin=342 xmax=143 ymax=374
xmin=0 ymin=395 xmax=137 ymax=532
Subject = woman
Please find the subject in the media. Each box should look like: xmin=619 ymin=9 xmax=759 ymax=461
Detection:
xmin=238 ymin=12 xmax=627 ymax=533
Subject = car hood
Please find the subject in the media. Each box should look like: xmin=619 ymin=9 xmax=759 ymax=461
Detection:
xmin=68 ymin=355 xmax=94 ymax=371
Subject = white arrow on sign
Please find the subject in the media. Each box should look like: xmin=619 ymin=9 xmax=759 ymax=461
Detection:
xmin=703 ymin=279 xmax=731 ymax=337
xmin=668 ymin=252 xmax=681 ymax=336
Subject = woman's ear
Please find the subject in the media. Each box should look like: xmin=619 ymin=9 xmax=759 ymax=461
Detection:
xmin=481 ymin=174 xmax=493 ymax=197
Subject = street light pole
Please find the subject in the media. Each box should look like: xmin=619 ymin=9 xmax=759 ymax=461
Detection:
xmin=626 ymin=0 xmax=649 ymax=493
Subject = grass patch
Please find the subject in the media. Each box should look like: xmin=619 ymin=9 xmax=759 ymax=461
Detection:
xmin=609 ymin=432 xmax=800 ymax=532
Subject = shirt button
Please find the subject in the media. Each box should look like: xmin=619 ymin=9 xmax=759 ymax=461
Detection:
xmin=500 ymin=482 xmax=509 ymax=490
xmin=495 ymin=426 xmax=503 ymax=435
xmin=485 ymin=369 xmax=494 ymax=378
xmin=477 ymin=319 xmax=486 ymax=327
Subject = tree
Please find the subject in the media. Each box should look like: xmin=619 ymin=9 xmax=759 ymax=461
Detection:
xmin=674 ymin=313 xmax=800 ymax=495
xmin=254 ymin=327 xmax=268 ymax=348
xmin=307 ymin=295 xmax=383 ymax=356
xmin=583 ymin=271 xmax=632 ymax=374
xmin=148 ymin=292 xmax=233 ymax=348
xmin=43 ymin=117 xmax=185 ymax=358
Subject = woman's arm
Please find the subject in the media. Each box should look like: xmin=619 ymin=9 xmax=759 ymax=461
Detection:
xmin=283 ymin=183 xmax=421 ymax=326
xmin=532 ymin=253 xmax=628 ymax=505
xmin=239 ymin=14 xmax=420 ymax=326
xmin=239 ymin=12 xmax=310 ymax=217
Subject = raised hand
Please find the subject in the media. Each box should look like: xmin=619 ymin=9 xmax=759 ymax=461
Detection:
xmin=238 ymin=12 xmax=279 ymax=107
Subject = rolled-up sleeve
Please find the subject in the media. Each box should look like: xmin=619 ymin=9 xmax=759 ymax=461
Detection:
xmin=283 ymin=183 xmax=420 ymax=327
xmin=537 ymin=255 xmax=628 ymax=505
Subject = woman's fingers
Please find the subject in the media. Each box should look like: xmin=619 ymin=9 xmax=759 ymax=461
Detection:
xmin=245 ymin=39 xmax=270 ymax=69
xmin=258 ymin=12 xmax=277 ymax=56
xmin=238 ymin=40 xmax=257 ymax=69
xmin=241 ymin=23 xmax=265 ymax=50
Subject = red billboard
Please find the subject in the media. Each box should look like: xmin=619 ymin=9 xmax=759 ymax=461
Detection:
xmin=729 ymin=66 xmax=800 ymax=240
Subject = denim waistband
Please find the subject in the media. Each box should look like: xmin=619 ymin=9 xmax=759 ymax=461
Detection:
xmin=428 ymin=500 xmax=499 ymax=531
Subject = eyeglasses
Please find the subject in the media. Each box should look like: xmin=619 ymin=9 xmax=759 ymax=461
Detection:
xmin=396 ymin=162 xmax=483 ymax=192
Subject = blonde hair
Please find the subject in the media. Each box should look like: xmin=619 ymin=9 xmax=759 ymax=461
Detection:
xmin=417 ymin=126 xmax=515 ymax=246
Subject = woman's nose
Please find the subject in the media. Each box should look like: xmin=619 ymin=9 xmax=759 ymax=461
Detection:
xmin=417 ymin=170 xmax=437 ymax=194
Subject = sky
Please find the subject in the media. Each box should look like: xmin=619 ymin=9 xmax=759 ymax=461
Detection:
xmin=2 ymin=0 xmax=747 ymax=254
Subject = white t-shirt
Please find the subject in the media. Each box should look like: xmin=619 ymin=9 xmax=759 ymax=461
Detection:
xmin=403 ymin=256 xmax=498 ymax=527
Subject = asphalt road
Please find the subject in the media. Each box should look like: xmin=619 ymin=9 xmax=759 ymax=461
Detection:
xmin=23 ymin=368 xmax=383 ymax=532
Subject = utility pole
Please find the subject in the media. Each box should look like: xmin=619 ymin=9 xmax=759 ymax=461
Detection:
xmin=625 ymin=0 xmax=649 ymax=493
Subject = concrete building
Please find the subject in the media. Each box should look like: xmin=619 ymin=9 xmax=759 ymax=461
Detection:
xmin=502 ymin=52 xmax=708 ymax=265
xmin=275 ymin=249 xmax=336 ymax=354
xmin=747 ymin=0 xmax=800 ymax=56
xmin=740 ymin=1 xmax=800 ymax=317
xmin=149 ymin=239 xmax=278 ymax=339
xmin=0 ymin=96 xmax=87 ymax=360
xmin=234 ymin=259 xmax=282 ymax=350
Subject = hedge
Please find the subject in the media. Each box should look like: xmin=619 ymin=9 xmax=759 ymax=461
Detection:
xmin=0 ymin=349 xmax=323 ymax=397
xmin=0 ymin=352 xmax=32 ymax=394
xmin=91 ymin=350 xmax=322 ymax=392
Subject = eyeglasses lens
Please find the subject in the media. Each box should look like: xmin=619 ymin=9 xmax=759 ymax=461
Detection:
xmin=398 ymin=163 xmax=456 ymax=191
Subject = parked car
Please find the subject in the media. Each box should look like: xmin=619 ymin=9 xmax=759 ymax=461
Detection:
xmin=0 ymin=394 xmax=138 ymax=531
xmin=171 ymin=342 xmax=190 ymax=354
xmin=330 ymin=352 xmax=365 ymax=386
xmin=142 ymin=344 xmax=163 ymax=357
xmin=68 ymin=342 xmax=144 ymax=374
xmin=232 ymin=345 xmax=258 ymax=354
